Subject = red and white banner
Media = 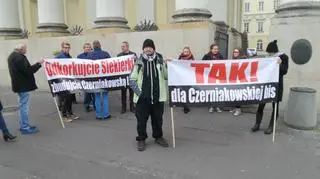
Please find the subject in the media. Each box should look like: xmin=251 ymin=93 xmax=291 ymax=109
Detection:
xmin=168 ymin=58 xmax=280 ymax=106
xmin=44 ymin=55 xmax=134 ymax=94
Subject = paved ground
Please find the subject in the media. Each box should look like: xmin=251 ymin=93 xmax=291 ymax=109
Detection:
xmin=0 ymin=86 xmax=319 ymax=179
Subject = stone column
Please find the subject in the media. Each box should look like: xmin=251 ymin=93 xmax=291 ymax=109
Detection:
xmin=0 ymin=0 xmax=21 ymax=37
xmin=172 ymin=0 xmax=212 ymax=23
xmin=37 ymin=0 xmax=68 ymax=33
xmin=94 ymin=0 xmax=129 ymax=29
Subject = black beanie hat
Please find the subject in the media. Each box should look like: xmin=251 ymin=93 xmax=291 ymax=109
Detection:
xmin=142 ymin=39 xmax=155 ymax=50
xmin=266 ymin=40 xmax=279 ymax=53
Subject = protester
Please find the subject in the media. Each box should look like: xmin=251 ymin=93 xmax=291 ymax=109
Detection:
xmin=117 ymin=41 xmax=137 ymax=114
xmin=129 ymin=39 xmax=169 ymax=151
xmin=178 ymin=46 xmax=195 ymax=113
xmin=78 ymin=43 xmax=95 ymax=112
xmin=202 ymin=44 xmax=224 ymax=113
xmin=229 ymin=48 xmax=246 ymax=116
xmin=88 ymin=40 xmax=112 ymax=120
xmin=251 ymin=40 xmax=289 ymax=135
xmin=0 ymin=100 xmax=17 ymax=142
xmin=55 ymin=42 xmax=79 ymax=122
xmin=7 ymin=44 xmax=43 ymax=134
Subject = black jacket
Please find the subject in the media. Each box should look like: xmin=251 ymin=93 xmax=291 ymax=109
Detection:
xmin=277 ymin=53 xmax=289 ymax=102
xmin=117 ymin=51 xmax=136 ymax=57
xmin=202 ymin=52 xmax=224 ymax=60
xmin=0 ymin=101 xmax=3 ymax=111
xmin=8 ymin=51 xmax=42 ymax=93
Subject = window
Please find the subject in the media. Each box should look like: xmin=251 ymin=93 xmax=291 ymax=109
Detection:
xmin=244 ymin=22 xmax=250 ymax=32
xmin=257 ymin=40 xmax=263 ymax=51
xmin=274 ymin=0 xmax=280 ymax=9
xmin=257 ymin=21 xmax=264 ymax=32
xmin=245 ymin=3 xmax=250 ymax=12
xmin=258 ymin=1 xmax=264 ymax=11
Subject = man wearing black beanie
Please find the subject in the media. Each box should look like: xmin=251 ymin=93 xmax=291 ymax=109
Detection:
xmin=129 ymin=39 xmax=169 ymax=151
xmin=251 ymin=40 xmax=289 ymax=134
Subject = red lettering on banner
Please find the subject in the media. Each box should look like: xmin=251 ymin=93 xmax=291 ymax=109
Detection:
xmin=229 ymin=62 xmax=249 ymax=83
xmin=190 ymin=61 xmax=260 ymax=84
xmin=208 ymin=64 xmax=227 ymax=83
xmin=191 ymin=64 xmax=210 ymax=83
xmin=250 ymin=61 xmax=258 ymax=82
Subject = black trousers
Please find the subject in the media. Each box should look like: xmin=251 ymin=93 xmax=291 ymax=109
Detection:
xmin=135 ymin=98 xmax=164 ymax=141
xmin=121 ymin=88 xmax=134 ymax=111
xmin=59 ymin=93 xmax=73 ymax=116
xmin=255 ymin=102 xmax=279 ymax=127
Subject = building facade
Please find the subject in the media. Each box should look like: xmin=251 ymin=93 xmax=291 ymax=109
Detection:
xmin=0 ymin=0 xmax=243 ymax=90
xmin=242 ymin=0 xmax=280 ymax=55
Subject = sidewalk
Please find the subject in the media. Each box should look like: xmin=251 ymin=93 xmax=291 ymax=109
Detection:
xmin=0 ymin=86 xmax=319 ymax=179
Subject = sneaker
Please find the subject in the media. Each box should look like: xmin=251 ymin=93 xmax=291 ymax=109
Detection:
xmin=155 ymin=138 xmax=169 ymax=148
xmin=209 ymin=107 xmax=214 ymax=113
xmin=20 ymin=127 xmax=39 ymax=135
xmin=103 ymin=115 xmax=111 ymax=120
xmin=63 ymin=116 xmax=73 ymax=123
xmin=70 ymin=114 xmax=79 ymax=120
xmin=137 ymin=141 xmax=146 ymax=151
xmin=96 ymin=117 xmax=102 ymax=120
xmin=229 ymin=108 xmax=235 ymax=113
xmin=216 ymin=107 xmax=223 ymax=113
xmin=233 ymin=109 xmax=242 ymax=116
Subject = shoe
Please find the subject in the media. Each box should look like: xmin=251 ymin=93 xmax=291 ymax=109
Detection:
xmin=264 ymin=127 xmax=273 ymax=135
xmin=216 ymin=107 xmax=223 ymax=113
xmin=121 ymin=109 xmax=126 ymax=114
xmin=183 ymin=107 xmax=190 ymax=114
xmin=137 ymin=141 xmax=146 ymax=151
xmin=251 ymin=124 xmax=260 ymax=132
xmin=63 ymin=116 xmax=73 ymax=123
xmin=20 ymin=127 xmax=39 ymax=135
xmin=233 ymin=109 xmax=242 ymax=116
xmin=3 ymin=132 xmax=17 ymax=142
xmin=155 ymin=138 xmax=169 ymax=148
xmin=70 ymin=114 xmax=79 ymax=120
xmin=85 ymin=107 xmax=93 ymax=113
xmin=103 ymin=115 xmax=111 ymax=120
xmin=209 ymin=107 xmax=214 ymax=113
xmin=96 ymin=117 xmax=102 ymax=120
xmin=229 ymin=109 xmax=235 ymax=113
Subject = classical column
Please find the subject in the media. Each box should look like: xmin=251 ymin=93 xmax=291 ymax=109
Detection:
xmin=94 ymin=0 xmax=129 ymax=29
xmin=37 ymin=0 xmax=68 ymax=33
xmin=172 ymin=0 xmax=212 ymax=23
xmin=0 ymin=0 xmax=22 ymax=37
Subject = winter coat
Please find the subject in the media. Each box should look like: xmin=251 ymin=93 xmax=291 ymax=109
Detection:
xmin=202 ymin=52 xmax=224 ymax=60
xmin=87 ymin=48 xmax=111 ymax=60
xmin=8 ymin=51 xmax=42 ymax=93
xmin=129 ymin=53 xmax=168 ymax=103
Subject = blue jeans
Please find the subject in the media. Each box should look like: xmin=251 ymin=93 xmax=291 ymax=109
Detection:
xmin=18 ymin=92 xmax=31 ymax=130
xmin=84 ymin=92 xmax=95 ymax=109
xmin=95 ymin=92 xmax=109 ymax=118
xmin=0 ymin=111 xmax=9 ymax=133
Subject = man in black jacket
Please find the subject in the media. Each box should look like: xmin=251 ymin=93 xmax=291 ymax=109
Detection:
xmin=251 ymin=40 xmax=289 ymax=135
xmin=117 ymin=41 xmax=136 ymax=114
xmin=7 ymin=44 xmax=44 ymax=134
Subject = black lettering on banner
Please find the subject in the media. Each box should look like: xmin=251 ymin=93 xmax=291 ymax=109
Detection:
xmin=169 ymin=83 xmax=278 ymax=107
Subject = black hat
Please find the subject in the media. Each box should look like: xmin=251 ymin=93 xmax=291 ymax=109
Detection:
xmin=142 ymin=39 xmax=155 ymax=50
xmin=266 ymin=40 xmax=279 ymax=53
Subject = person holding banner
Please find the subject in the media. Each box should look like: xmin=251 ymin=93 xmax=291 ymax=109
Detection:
xmin=0 ymin=100 xmax=17 ymax=142
xmin=251 ymin=40 xmax=289 ymax=135
xmin=88 ymin=40 xmax=112 ymax=120
xmin=117 ymin=41 xmax=137 ymax=114
xmin=55 ymin=42 xmax=79 ymax=122
xmin=78 ymin=43 xmax=95 ymax=113
xmin=178 ymin=46 xmax=195 ymax=114
xmin=129 ymin=39 xmax=169 ymax=151
xmin=229 ymin=48 xmax=247 ymax=116
xmin=7 ymin=44 xmax=44 ymax=134
xmin=202 ymin=44 xmax=224 ymax=113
